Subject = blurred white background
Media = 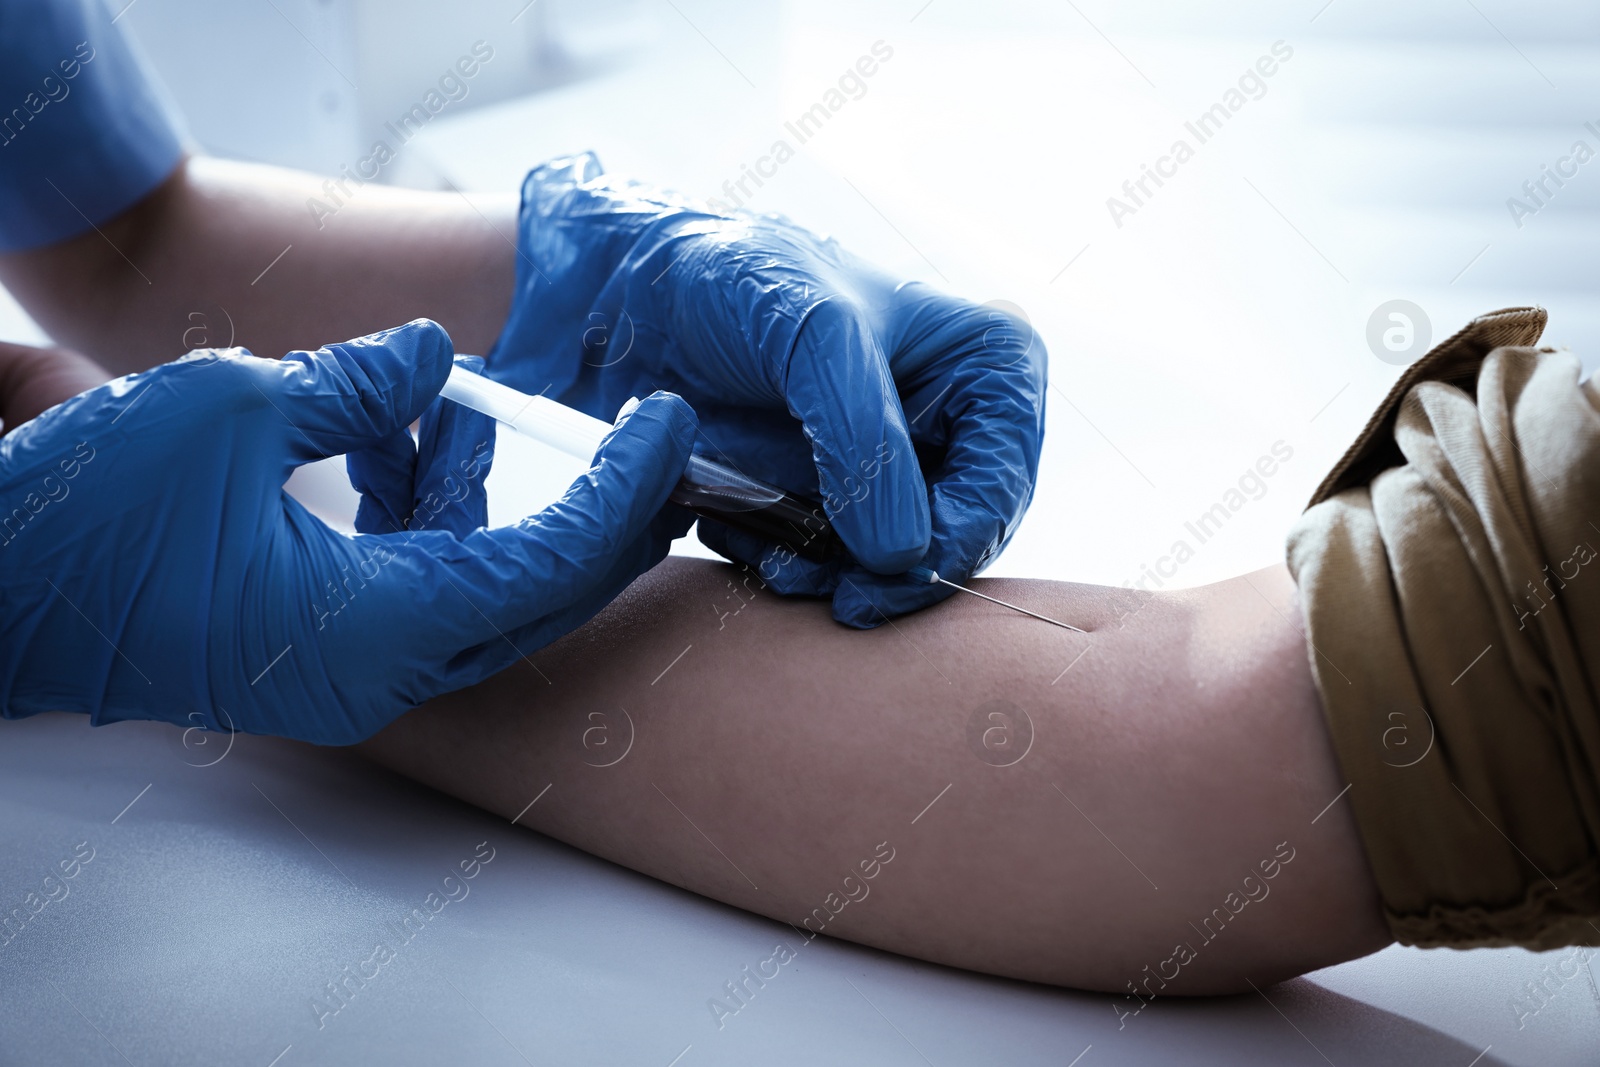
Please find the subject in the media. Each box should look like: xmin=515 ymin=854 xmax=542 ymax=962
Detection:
xmin=7 ymin=0 xmax=1600 ymax=589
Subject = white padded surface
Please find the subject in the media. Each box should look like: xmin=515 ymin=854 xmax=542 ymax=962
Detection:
xmin=2 ymin=712 xmax=1597 ymax=1066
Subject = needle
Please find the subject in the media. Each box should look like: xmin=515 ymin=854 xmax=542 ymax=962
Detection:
xmin=907 ymin=566 xmax=1088 ymax=633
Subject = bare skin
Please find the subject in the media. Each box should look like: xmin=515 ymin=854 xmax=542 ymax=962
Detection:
xmin=0 ymin=156 xmax=516 ymax=376
xmin=0 ymin=342 xmax=109 ymax=433
xmin=358 ymin=556 xmax=1392 ymax=996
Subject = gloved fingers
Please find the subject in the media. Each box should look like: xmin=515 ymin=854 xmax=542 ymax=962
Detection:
xmin=347 ymin=355 xmax=495 ymax=537
xmin=694 ymin=518 xmax=841 ymax=598
xmin=784 ymin=299 xmax=929 ymax=574
xmin=430 ymin=506 xmax=695 ymax=692
xmin=912 ymin=325 xmax=1047 ymax=582
xmin=828 ymin=365 xmax=1045 ymax=628
xmin=828 ymin=565 xmax=957 ymax=630
xmin=501 ymin=504 xmax=695 ymax=656
xmin=348 ymin=429 xmax=418 ymax=535
xmin=817 ymin=289 xmax=1047 ymax=629
xmin=264 ymin=319 xmax=455 ymax=464
xmin=885 ymin=284 xmax=1047 ymax=384
xmin=827 ymin=465 xmax=1027 ymax=628
xmin=411 ymin=356 xmax=495 ymax=537
xmin=827 ymin=511 xmax=961 ymax=628
xmin=406 ymin=390 xmax=698 ymax=648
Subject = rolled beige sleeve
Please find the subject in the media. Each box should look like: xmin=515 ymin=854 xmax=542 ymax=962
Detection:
xmin=1288 ymin=306 xmax=1600 ymax=948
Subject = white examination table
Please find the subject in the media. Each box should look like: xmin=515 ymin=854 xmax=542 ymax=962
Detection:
xmin=1 ymin=711 xmax=1595 ymax=1066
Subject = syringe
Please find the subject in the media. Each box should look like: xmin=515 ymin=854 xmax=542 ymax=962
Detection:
xmin=438 ymin=366 xmax=1086 ymax=632
xmin=439 ymin=366 xmax=846 ymax=563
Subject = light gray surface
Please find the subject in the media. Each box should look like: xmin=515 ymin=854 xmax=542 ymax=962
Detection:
xmin=2 ymin=712 xmax=1596 ymax=1066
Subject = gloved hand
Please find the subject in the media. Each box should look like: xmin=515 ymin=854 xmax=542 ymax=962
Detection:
xmin=347 ymin=354 xmax=497 ymax=540
xmin=0 ymin=320 xmax=698 ymax=745
xmin=489 ymin=153 xmax=1047 ymax=628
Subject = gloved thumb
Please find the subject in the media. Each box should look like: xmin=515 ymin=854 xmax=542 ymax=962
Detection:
xmin=395 ymin=390 xmax=699 ymax=655
xmin=264 ymin=319 xmax=455 ymax=464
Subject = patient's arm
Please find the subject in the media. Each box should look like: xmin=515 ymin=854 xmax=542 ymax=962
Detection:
xmin=358 ymin=556 xmax=1391 ymax=995
xmin=0 ymin=321 xmax=1390 ymax=994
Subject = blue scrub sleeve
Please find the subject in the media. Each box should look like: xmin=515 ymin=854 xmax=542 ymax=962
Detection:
xmin=0 ymin=0 xmax=184 ymax=251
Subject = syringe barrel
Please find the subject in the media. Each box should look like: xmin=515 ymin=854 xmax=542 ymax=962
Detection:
xmin=673 ymin=454 xmax=846 ymax=563
xmin=439 ymin=368 xmax=610 ymax=460
xmin=440 ymin=365 xmax=847 ymax=564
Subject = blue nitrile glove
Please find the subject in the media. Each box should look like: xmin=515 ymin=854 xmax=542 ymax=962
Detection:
xmin=0 ymin=321 xmax=698 ymax=746
xmin=488 ymin=153 xmax=1046 ymax=629
xmin=347 ymin=354 xmax=497 ymax=540
xmin=344 ymin=356 xmax=697 ymax=638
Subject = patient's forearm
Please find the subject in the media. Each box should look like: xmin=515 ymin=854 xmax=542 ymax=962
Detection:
xmin=0 ymin=342 xmax=110 ymax=433
xmin=359 ymin=557 xmax=1390 ymax=994
xmin=0 ymin=157 xmax=515 ymax=374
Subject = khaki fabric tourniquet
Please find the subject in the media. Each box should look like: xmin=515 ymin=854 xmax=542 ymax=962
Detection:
xmin=1287 ymin=306 xmax=1600 ymax=948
